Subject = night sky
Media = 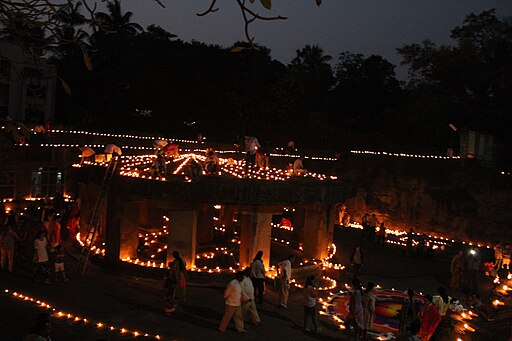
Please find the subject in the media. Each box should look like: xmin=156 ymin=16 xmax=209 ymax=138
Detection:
xmin=117 ymin=1 xmax=511 ymax=78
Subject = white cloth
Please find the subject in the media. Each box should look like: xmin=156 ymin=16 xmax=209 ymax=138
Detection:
xmin=204 ymin=154 xmax=219 ymax=165
xmin=224 ymin=279 xmax=243 ymax=307
xmin=433 ymin=295 xmax=451 ymax=316
xmin=244 ymin=136 xmax=260 ymax=155
xmin=153 ymin=139 xmax=168 ymax=148
xmin=34 ymin=238 xmax=48 ymax=263
xmin=293 ymin=159 xmax=305 ymax=174
xmin=241 ymin=276 xmax=255 ymax=300
xmin=278 ymin=259 xmax=292 ymax=281
xmin=351 ymin=289 xmax=364 ymax=328
xmin=250 ymin=259 xmax=266 ymax=279
xmin=80 ymin=147 xmax=95 ymax=157
xmin=104 ymin=144 xmax=122 ymax=155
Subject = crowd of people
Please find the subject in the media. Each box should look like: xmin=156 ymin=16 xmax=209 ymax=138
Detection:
xmin=346 ymin=277 xmax=480 ymax=340
xmin=0 ymin=194 xmax=79 ymax=283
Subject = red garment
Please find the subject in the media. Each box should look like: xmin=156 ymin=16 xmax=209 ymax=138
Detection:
xmin=419 ymin=303 xmax=441 ymax=340
xmin=280 ymin=217 xmax=292 ymax=227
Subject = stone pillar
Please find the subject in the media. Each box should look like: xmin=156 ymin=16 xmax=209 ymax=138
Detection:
xmin=197 ymin=204 xmax=215 ymax=246
xmin=167 ymin=210 xmax=197 ymax=269
xmin=302 ymin=205 xmax=335 ymax=260
xmin=293 ymin=207 xmax=305 ymax=244
xmin=239 ymin=210 xmax=272 ymax=269
xmin=119 ymin=201 xmax=140 ymax=260
xmin=138 ymin=199 xmax=151 ymax=228
xmin=219 ymin=205 xmax=235 ymax=227
xmin=105 ymin=193 xmax=122 ymax=264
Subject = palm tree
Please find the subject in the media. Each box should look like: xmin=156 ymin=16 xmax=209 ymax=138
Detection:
xmin=288 ymin=44 xmax=334 ymax=111
xmin=290 ymin=44 xmax=332 ymax=73
xmin=94 ymin=0 xmax=142 ymax=38
xmin=49 ymin=2 xmax=90 ymax=61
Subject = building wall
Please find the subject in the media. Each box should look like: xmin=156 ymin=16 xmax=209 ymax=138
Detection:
xmin=0 ymin=41 xmax=56 ymax=123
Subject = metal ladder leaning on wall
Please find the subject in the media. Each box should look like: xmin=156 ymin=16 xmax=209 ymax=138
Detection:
xmin=77 ymin=156 xmax=118 ymax=274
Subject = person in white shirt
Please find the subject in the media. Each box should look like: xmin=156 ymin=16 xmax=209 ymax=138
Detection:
xmin=277 ymin=254 xmax=295 ymax=308
xmin=241 ymin=267 xmax=261 ymax=325
xmin=250 ymin=250 xmax=266 ymax=303
xmin=293 ymin=157 xmax=307 ymax=175
xmin=204 ymin=150 xmax=220 ymax=174
xmin=33 ymin=231 xmax=50 ymax=284
xmin=243 ymin=134 xmax=261 ymax=173
xmin=219 ymin=271 xmax=247 ymax=333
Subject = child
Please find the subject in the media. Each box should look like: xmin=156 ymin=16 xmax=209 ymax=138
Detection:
xmin=54 ymin=245 xmax=68 ymax=282
xmin=34 ymin=231 xmax=50 ymax=284
xmin=164 ymin=261 xmax=178 ymax=314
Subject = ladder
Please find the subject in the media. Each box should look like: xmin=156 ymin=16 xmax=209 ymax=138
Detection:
xmin=77 ymin=157 xmax=118 ymax=274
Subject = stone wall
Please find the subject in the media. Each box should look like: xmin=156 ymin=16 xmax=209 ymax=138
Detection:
xmin=332 ymin=155 xmax=512 ymax=242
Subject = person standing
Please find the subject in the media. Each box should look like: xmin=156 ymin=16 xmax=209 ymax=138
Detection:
xmin=418 ymin=294 xmax=441 ymax=341
xmin=493 ymin=241 xmax=503 ymax=270
xmin=241 ymin=267 xmax=261 ymax=325
xmin=53 ymin=245 xmax=68 ymax=282
xmin=406 ymin=228 xmax=414 ymax=257
xmin=466 ymin=249 xmax=481 ymax=294
xmin=376 ymin=222 xmax=386 ymax=245
xmin=348 ymin=278 xmax=364 ymax=341
xmin=219 ymin=271 xmax=247 ymax=333
xmin=303 ymin=275 xmax=321 ymax=332
xmin=368 ymin=214 xmax=379 ymax=242
xmin=361 ymin=213 xmax=369 ymax=240
xmin=449 ymin=250 xmax=465 ymax=290
xmin=250 ymin=251 xmax=266 ymax=304
xmin=243 ymin=134 xmax=260 ymax=174
xmin=0 ymin=225 xmax=21 ymax=273
xmin=34 ymin=231 xmax=50 ymax=284
xmin=66 ymin=199 xmax=81 ymax=241
xmin=502 ymin=243 xmax=511 ymax=270
xmin=46 ymin=213 xmax=61 ymax=252
xmin=362 ymin=282 xmax=376 ymax=341
xmin=277 ymin=254 xmax=295 ymax=309
xmin=171 ymin=251 xmax=188 ymax=302
xmin=350 ymin=245 xmax=363 ymax=280
xmin=399 ymin=289 xmax=420 ymax=333
xmin=164 ymin=261 xmax=178 ymax=314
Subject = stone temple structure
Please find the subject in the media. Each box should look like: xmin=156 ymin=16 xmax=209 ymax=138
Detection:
xmin=75 ymin=165 xmax=355 ymax=270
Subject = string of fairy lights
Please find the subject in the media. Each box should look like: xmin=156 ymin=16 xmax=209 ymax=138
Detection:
xmin=346 ymin=222 xmax=491 ymax=250
xmin=5 ymin=126 xmax=469 ymax=161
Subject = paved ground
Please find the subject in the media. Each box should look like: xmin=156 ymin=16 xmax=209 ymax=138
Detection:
xmin=0 ymin=228 xmax=508 ymax=341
